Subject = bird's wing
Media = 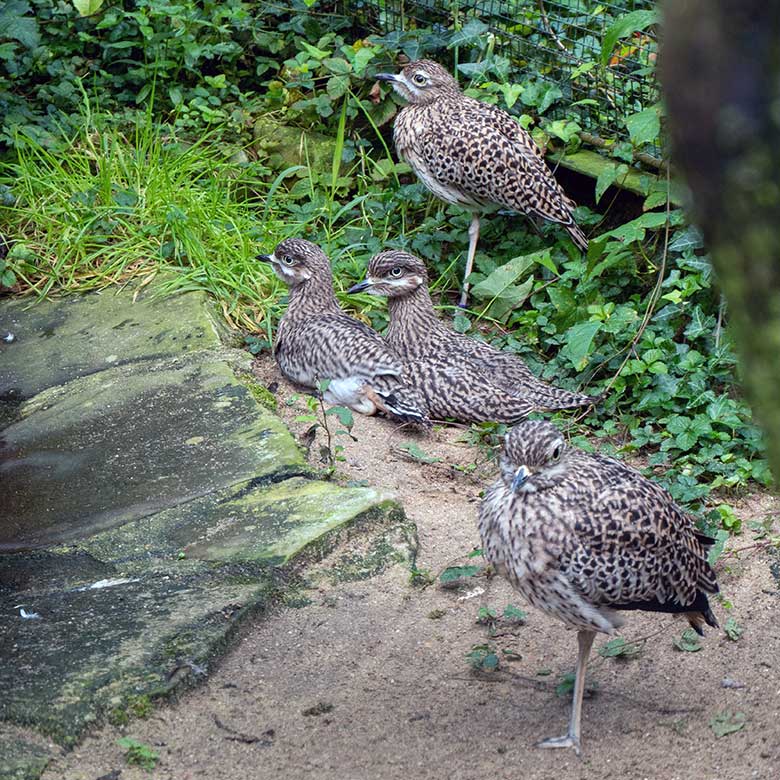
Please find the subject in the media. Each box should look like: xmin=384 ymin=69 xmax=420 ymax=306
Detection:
xmin=418 ymin=103 xmax=579 ymax=226
xmin=559 ymin=458 xmax=718 ymax=609
xmin=279 ymin=313 xmax=403 ymax=381
xmin=403 ymin=357 xmax=534 ymax=424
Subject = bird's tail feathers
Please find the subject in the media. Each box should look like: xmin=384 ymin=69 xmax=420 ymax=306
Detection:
xmin=566 ymin=221 xmax=589 ymax=253
xmin=368 ymin=382 xmax=431 ymax=427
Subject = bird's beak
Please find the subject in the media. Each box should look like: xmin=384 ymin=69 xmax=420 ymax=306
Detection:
xmin=374 ymin=72 xmax=398 ymax=83
xmin=257 ymin=253 xmax=273 ymax=263
xmin=511 ymin=465 xmax=531 ymax=493
xmin=347 ymin=278 xmax=372 ymax=294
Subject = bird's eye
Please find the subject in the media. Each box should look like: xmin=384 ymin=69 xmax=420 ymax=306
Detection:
xmin=281 ymin=256 xmax=295 ymax=266
xmin=551 ymin=444 xmax=562 ymax=461
xmin=412 ymin=72 xmax=427 ymax=86
xmin=389 ymin=266 xmax=403 ymax=278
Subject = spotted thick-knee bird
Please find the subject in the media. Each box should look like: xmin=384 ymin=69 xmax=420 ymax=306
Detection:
xmin=479 ymin=420 xmax=719 ymax=756
xmin=376 ymin=59 xmax=588 ymax=306
xmin=348 ymin=250 xmax=598 ymax=423
xmin=258 ymin=238 xmax=429 ymax=426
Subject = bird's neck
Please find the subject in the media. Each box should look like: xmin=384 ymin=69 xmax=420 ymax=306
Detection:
xmin=286 ymin=276 xmax=341 ymax=316
xmin=387 ymin=285 xmax=447 ymax=356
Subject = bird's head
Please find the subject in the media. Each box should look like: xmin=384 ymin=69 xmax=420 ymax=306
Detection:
xmin=500 ymin=420 xmax=570 ymax=494
xmin=375 ymin=59 xmax=460 ymax=105
xmin=257 ymin=238 xmax=331 ymax=287
xmin=347 ymin=250 xmax=428 ymax=298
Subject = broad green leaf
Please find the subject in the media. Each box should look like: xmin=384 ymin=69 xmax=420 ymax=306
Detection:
xmin=595 ymin=162 xmax=629 ymax=204
xmin=560 ymin=321 xmax=602 ymax=371
xmin=448 ymin=19 xmax=490 ymax=48
xmin=397 ymin=442 xmax=441 ymax=464
xmin=673 ymin=629 xmax=701 ymax=652
xmin=598 ymin=637 xmax=642 ymax=659
xmin=0 ymin=0 xmax=40 ymax=47
xmin=72 ymin=0 xmax=104 ymax=15
xmin=499 ymin=83 xmax=523 ymax=109
xmin=471 ymin=252 xmax=543 ymax=321
xmin=600 ymin=9 xmax=659 ymax=66
xmin=709 ymin=710 xmax=746 ymax=738
xmin=626 ymin=106 xmax=661 ymax=147
xmin=325 ymin=405 xmax=354 ymax=428
xmin=299 ymin=40 xmax=330 ymax=60
xmin=439 ymin=565 xmax=480 ymax=583
xmin=707 ymin=528 xmax=729 ymax=566
xmin=502 ymin=604 xmax=527 ymax=622
xmin=326 ymin=74 xmax=349 ymax=100
xmin=724 ymin=617 xmax=744 ymax=641
xmin=323 ymin=57 xmax=351 ymax=75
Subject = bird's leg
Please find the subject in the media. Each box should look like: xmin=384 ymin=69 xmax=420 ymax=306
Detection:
xmin=458 ymin=213 xmax=481 ymax=308
xmin=537 ymin=629 xmax=596 ymax=757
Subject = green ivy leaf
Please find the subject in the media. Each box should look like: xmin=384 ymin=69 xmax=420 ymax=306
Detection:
xmin=0 ymin=0 xmax=40 ymax=47
xmin=397 ymin=441 xmax=441 ymax=464
xmin=439 ymin=565 xmax=480 ymax=583
xmin=709 ymin=710 xmax=746 ymax=738
xmin=325 ymin=405 xmax=354 ymax=428
xmin=724 ymin=617 xmax=744 ymax=641
xmin=594 ymin=162 xmax=629 ymax=204
xmin=598 ymin=636 xmax=642 ymax=659
xmin=72 ymin=0 xmax=104 ymax=15
xmin=626 ymin=106 xmax=661 ymax=147
xmin=673 ymin=629 xmax=702 ymax=652
xmin=560 ymin=320 xmax=602 ymax=371
xmin=502 ymin=604 xmax=527 ymax=622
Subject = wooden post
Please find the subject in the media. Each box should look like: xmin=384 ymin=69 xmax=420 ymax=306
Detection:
xmin=661 ymin=0 xmax=780 ymax=482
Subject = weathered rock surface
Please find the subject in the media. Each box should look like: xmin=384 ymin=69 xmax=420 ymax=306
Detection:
xmin=0 ymin=284 xmax=412 ymax=779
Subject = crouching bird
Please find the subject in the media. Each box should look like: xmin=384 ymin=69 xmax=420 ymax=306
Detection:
xmin=375 ymin=59 xmax=588 ymax=306
xmin=258 ymin=238 xmax=429 ymax=426
xmin=348 ymin=249 xmax=600 ymax=424
xmin=478 ymin=420 xmax=719 ymax=756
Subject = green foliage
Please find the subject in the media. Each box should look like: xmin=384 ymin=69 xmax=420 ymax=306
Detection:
xmin=709 ymin=710 xmax=746 ymax=738
xmin=0 ymin=1 xmax=770 ymax=541
xmin=673 ymin=629 xmax=702 ymax=653
xmin=117 ymin=737 xmax=159 ymax=771
xmin=598 ymin=636 xmax=642 ymax=660
xmin=397 ymin=442 xmax=442 ymax=464
xmin=724 ymin=617 xmax=744 ymax=641
xmin=438 ymin=565 xmax=480 ymax=584
xmin=466 ymin=643 xmax=500 ymax=672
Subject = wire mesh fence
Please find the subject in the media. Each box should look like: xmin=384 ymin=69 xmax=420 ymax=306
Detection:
xmin=346 ymin=0 xmax=659 ymax=151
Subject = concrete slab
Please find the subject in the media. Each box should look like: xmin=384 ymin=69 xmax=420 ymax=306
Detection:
xmin=0 ymin=285 xmax=225 ymax=409
xmin=0 ymin=282 xmax=414 ymax=779
xmin=0 ymin=358 xmax=308 ymax=551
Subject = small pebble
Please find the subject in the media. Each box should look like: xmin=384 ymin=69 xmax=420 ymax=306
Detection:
xmin=3 ymin=332 xmax=14 ymax=343
xmin=721 ymin=677 xmax=746 ymax=689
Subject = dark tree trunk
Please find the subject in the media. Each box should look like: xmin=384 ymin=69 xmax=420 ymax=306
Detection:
xmin=661 ymin=0 xmax=780 ymax=481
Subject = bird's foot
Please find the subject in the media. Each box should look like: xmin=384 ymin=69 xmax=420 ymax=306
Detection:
xmin=536 ymin=733 xmax=582 ymax=757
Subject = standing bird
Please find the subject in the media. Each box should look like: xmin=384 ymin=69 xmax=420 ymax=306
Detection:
xmin=376 ymin=59 xmax=588 ymax=306
xmin=479 ymin=420 xmax=718 ymax=755
xmin=258 ymin=238 xmax=429 ymax=426
xmin=348 ymin=250 xmax=599 ymax=415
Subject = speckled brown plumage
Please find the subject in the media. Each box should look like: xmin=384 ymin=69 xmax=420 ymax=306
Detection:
xmin=258 ymin=238 xmax=429 ymax=426
xmin=376 ymin=59 xmax=588 ymax=304
xmin=478 ymin=420 xmax=718 ymax=754
xmin=349 ymin=250 xmax=599 ymax=421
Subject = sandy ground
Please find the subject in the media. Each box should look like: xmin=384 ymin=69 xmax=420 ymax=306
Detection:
xmin=41 ymin=356 xmax=780 ymax=780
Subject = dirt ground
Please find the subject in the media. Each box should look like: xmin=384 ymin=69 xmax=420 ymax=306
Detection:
xmin=41 ymin=356 xmax=780 ymax=780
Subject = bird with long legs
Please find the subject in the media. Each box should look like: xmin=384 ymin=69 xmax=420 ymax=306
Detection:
xmin=375 ymin=59 xmax=588 ymax=306
xmin=479 ymin=420 xmax=719 ymax=755
xmin=258 ymin=238 xmax=429 ymax=426
xmin=348 ymin=250 xmax=599 ymax=418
